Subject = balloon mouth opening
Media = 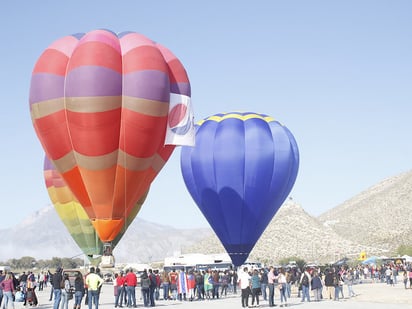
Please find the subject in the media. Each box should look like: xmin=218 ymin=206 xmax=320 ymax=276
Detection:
xmin=91 ymin=219 xmax=125 ymax=242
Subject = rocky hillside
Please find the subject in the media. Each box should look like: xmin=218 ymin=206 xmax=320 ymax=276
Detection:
xmin=318 ymin=170 xmax=412 ymax=253
xmin=186 ymin=170 xmax=412 ymax=264
xmin=184 ymin=200 xmax=382 ymax=264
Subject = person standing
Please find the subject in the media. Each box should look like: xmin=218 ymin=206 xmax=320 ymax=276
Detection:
xmin=140 ymin=271 xmax=151 ymax=307
xmin=0 ymin=270 xmax=5 ymax=306
xmin=311 ymin=271 xmax=323 ymax=302
xmin=194 ymin=271 xmax=204 ymax=300
xmin=267 ymin=266 xmax=276 ymax=307
xmin=186 ymin=270 xmax=196 ymax=301
xmin=259 ymin=268 xmax=268 ymax=301
xmin=0 ymin=273 xmax=15 ymax=309
xmin=211 ymin=270 xmax=220 ymax=299
xmin=220 ymin=270 xmax=230 ymax=297
xmin=116 ymin=271 xmax=126 ymax=307
xmin=345 ymin=268 xmax=356 ymax=297
xmin=278 ymin=269 xmax=288 ymax=307
xmin=299 ymin=268 xmax=311 ymax=302
xmin=19 ymin=272 xmax=28 ymax=293
xmin=148 ymin=269 xmax=157 ymax=306
xmin=161 ymin=270 xmax=170 ymax=300
xmin=408 ymin=268 xmax=412 ymax=288
xmin=169 ymin=269 xmax=178 ymax=301
xmin=113 ymin=273 xmax=119 ymax=308
xmin=231 ymin=270 xmax=238 ymax=294
xmin=124 ymin=268 xmax=137 ymax=308
xmin=38 ymin=272 xmax=45 ymax=291
xmin=285 ymin=269 xmax=292 ymax=299
xmin=52 ymin=267 xmax=63 ymax=309
xmin=48 ymin=270 xmax=54 ymax=301
xmin=238 ymin=267 xmax=251 ymax=308
xmin=85 ymin=267 xmax=104 ymax=309
xmin=154 ymin=270 xmax=161 ymax=301
xmin=333 ymin=271 xmax=341 ymax=301
xmin=60 ymin=273 xmax=70 ymax=309
xmin=203 ymin=269 xmax=213 ymax=300
xmin=74 ymin=272 xmax=85 ymax=309
xmin=250 ymin=269 xmax=261 ymax=307
xmin=324 ymin=268 xmax=335 ymax=300
xmin=403 ymin=269 xmax=408 ymax=289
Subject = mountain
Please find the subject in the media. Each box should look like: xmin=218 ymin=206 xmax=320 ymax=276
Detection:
xmin=0 ymin=205 xmax=212 ymax=263
xmin=185 ymin=170 xmax=412 ymax=264
xmin=2 ymin=170 xmax=412 ymax=265
xmin=318 ymin=170 xmax=412 ymax=253
xmin=184 ymin=199 xmax=381 ymax=264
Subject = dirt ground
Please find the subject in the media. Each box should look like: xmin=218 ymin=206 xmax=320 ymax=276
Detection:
xmin=12 ymin=279 xmax=412 ymax=309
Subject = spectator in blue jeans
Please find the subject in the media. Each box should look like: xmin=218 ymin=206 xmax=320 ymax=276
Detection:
xmin=85 ymin=267 xmax=104 ymax=309
xmin=299 ymin=269 xmax=311 ymax=302
xmin=51 ymin=267 xmax=63 ymax=309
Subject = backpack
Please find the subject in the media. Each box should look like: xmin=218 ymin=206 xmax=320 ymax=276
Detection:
xmin=149 ymin=274 xmax=157 ymax=288
xmin=141 ymin=277 xmax=150 ymax=289
xmin=301 ymin=273 xmax=309 ymax=286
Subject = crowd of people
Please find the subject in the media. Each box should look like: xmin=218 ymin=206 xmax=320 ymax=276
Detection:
xmin=0 ymin=269 xmax=45 ymax=308
xmin=0 ymin=261 xmax=410 ymax=309
xmin=233 ymin=261 xmax=412 ymax=307
xmin=112 ymin=267 xmax=237 ymax=307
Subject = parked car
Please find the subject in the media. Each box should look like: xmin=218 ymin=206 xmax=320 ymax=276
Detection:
xmin=62 ymin=269 xmax=83 ymax=288
xmin=103 ymin=272 xmax=113 ymax=283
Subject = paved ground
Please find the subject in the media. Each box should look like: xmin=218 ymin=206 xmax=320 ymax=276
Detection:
xmin=12 ymin=280 xmax=412 ymax=309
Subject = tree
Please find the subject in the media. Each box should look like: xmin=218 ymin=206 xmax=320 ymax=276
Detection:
xmin=50 ymin=257 xmax=63 ymax=269
xmin=18 ymin=256 xmax=36 ymax=269
xmin=61 ymin=258 xmax=79 ymax=269
xmin=278 ymin=256 xmax=306 ymax=270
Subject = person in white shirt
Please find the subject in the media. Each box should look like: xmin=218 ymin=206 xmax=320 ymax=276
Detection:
xmin=238 ymin=267 xmax=251 ymax=308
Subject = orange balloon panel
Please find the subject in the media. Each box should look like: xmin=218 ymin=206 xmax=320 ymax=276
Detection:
xmin=44 ymin=156 xmax=147 ymax=249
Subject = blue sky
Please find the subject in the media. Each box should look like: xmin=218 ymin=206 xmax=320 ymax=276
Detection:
xmin=1 ymin=1 xmax=411 ymax=230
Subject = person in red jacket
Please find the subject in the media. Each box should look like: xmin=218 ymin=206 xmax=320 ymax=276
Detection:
xmin=115 ymin=271 xmax=126 ymax=308
xmin=124 ymin=269 xmax=137 ymax=307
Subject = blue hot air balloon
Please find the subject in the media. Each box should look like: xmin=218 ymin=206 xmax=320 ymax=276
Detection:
xmin=180 ymin=112 xmax=299 ymax=266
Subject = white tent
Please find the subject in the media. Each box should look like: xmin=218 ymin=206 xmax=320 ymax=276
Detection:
xmin=401 ymin=255 xmax=412 ymax=262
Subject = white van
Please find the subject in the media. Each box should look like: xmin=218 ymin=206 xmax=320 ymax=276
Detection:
xmin=0 ymin=266 xmax=11 ymax=273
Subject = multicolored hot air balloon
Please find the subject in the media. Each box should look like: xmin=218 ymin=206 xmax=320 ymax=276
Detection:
xmin=180 ymin=112 xmax=299 ymax=266
xmin=44 ymin=156 xmax=103 ymax=256
xmin=30 ymin=29 xmax=191 ymax=245
xmin=43 ymin=156 xmax=147 ymax=257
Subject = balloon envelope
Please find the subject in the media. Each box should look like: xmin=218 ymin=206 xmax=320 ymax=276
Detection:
xmin=30 ymin=30 xmax=190 ymax=242
xmin=44 ymin=156 xmax=102 ymax=256
xmin=180 ymin=112 xmax=299 ymax=266
xmin=43 ymin=156 xmax=147 ymax=255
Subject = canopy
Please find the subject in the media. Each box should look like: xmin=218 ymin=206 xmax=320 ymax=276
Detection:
xmin=361 ymin=256 xmax=379 ymax=265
